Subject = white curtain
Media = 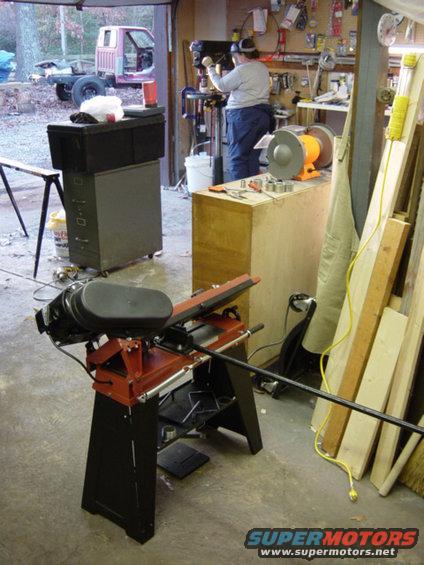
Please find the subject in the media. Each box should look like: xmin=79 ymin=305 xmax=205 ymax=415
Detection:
xmin=374 ymin=0 xmax=424 ymax=24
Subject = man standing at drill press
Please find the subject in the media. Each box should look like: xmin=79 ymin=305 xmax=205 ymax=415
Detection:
xmin=202 ymin=38 xmax=273 ymax=182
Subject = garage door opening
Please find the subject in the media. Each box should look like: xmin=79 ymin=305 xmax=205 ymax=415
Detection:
xmin=0 ymin=2 xmax=171 ymax=185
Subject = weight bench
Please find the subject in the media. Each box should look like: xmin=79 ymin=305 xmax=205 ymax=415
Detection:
xmin=0 ymin=156 xmax=64 ymax=278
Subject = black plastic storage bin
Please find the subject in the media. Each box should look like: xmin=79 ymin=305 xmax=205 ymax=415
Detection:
xmin=47 ymin=112 xmax=165 ymax=174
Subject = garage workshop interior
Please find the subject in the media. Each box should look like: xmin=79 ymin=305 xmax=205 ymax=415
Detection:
xmin=2 ymin=0 xmax=424 ymax=562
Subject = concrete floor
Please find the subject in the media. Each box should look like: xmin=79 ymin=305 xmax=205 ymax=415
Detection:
xmin=1 ymin=180 xmax=423 ymax=565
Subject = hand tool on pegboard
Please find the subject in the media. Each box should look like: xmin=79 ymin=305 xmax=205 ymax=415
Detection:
xmin=309 ymin=0 xmax=318 ymax=28
xmin=328 ymin=0 xmax=343 ymax=37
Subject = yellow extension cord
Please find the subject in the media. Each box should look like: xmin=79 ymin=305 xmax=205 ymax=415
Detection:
xmin=312 ymin=53 xmax=418 ymax=502
xmin=313 ymin=140 xmax=394 ymax=502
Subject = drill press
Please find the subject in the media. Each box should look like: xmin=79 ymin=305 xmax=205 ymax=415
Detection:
xmin=182 ymin=40 xmax=234 ymax=185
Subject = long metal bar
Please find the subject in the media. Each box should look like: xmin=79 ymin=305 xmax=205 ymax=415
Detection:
xmin=191 ymin=343 xmax=424 ymax=437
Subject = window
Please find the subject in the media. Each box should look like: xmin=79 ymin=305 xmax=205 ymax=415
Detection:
xmin=128 ymin=30 xmax=154 ymax=49
xmin=104 ymin=30 xmax=112 ymax=47
xmin=99 ymin=29 xmax=117 ymax=48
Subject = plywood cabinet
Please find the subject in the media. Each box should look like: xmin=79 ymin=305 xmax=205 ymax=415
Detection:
xmin=192 ymin=175 xmax=331 ymax=366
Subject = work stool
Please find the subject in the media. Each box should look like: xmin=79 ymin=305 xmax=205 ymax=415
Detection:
xmin=0 ymin=157 xmax=64 ymax=278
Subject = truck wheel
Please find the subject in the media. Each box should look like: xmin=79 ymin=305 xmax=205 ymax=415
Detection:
xmin=55 ymin=83 xmax=72 ymax=101
xmin=71 ymin=76 xmax=106 ymax=107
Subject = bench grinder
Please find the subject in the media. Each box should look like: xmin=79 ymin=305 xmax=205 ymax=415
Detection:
xmin=267 ymin=124 xmax=334 ymax=181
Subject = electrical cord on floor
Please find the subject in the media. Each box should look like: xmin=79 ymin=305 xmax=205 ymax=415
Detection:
xmin=32 ymin=270 xmax=100 ymax=302
xmin=247 ymin=303 xmax=291 ymax=361
xmin=33 ymin=280 xmax=63 ymax=302
xmin=49 ymin=336 xmax=112 ymax=385
xmin=314 ymin=139 xmax=395 ymax=502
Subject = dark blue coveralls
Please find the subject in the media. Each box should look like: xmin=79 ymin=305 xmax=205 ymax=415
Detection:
xmin=226 ymin=104 xmax=273 ymax=181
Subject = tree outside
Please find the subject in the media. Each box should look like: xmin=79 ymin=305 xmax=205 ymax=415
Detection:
xmin=14 ymin=3 xmax=41 ymax=81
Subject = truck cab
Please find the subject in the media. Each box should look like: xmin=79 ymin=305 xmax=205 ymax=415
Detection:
xmin=96 ymin=26 xmax=155 ymax=85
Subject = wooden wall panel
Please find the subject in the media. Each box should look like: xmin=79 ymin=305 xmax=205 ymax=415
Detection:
xmin=195 ymin=0 xmax=227 ymax=40
xmin=226 ymin=0 xmax=358 ymax=52
xmin=175 ymin=0 xmax=196 ymax=177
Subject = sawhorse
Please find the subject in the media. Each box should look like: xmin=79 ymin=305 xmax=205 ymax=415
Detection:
xmin=0 ymin=156 xmax=64 ymax=278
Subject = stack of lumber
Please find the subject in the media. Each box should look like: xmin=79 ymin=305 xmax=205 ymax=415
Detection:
xmin=310 ymin=56 xmax=424 ymax=497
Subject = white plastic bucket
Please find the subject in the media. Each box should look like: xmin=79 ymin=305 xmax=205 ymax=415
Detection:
xmin=185 ymin=153 xmax=213 ymax=193
xmin=47 ymin=209 xmax=69 ymax=258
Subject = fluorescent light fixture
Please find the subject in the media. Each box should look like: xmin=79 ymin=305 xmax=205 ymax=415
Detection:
xmin=389 ymin=44 xmax=424 ymax=54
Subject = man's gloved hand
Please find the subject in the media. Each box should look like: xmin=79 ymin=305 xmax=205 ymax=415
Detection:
xmin=202 ymin=56 xmax=214 ymax=68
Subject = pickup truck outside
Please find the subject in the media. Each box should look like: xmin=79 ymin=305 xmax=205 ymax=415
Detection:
xmin=45 ymin=26 xmax=155 ymax=106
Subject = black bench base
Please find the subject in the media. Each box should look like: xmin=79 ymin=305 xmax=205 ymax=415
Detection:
xmin=81 ymin=343 xmax=262 ymax=544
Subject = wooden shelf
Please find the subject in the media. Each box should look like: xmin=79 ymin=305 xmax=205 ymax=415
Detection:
xmin=264 ymin=60 xmax=355 ymax=73
xmin=297 ymin=101 xmax=391 ymax=116
xmin=260 ymin=52 xmax=401 ymax=74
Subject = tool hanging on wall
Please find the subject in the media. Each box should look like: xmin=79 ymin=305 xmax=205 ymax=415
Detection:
xmin=316 ymin=33 xmax=326 ymax=51
xmin=311 ymin=48 xmax=336 ymax=98
xmin=305 ymin=32 xmax=317 ymax=49
xmin=252 ymin=7 xmax=268 ymax=34
xmin=348 ymin=30 xmax=357 ymax=53
xmin=277 ymin=26 xmax=287 ymax=54
xmin=282 ymin=72 xmax=295 ymax=90
xmin=328 ymin=0 xmax=343 ymax=37
xmin=270 ymin=73 xmax=295 ymax=95
xmin=281 ymin=3 xmax=302 ymax=29
xmin=309 ymin=0 xmax=318 ymax=28
xmin=336 ymin=38 xmax=347 ymax=56
xmin=267 ymin=123 xmax=334 ymax=180
xmin=271 ymin=74 xmax=282 ymax=95
xmin=300 ymin=75 xmax=310 ymax=87
xmin=295 ymin=1 xmax=308 ymax=31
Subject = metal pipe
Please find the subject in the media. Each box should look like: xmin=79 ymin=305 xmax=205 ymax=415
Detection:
xmin=215 ymin=106 xmax=222 ymax=158
xmin=137 ymin=367 xmax=190 ymax=403
xmin=190 ymin=141 xmax=211 ymax=156
xmin=191 ymin=342 xmax=424 ymax=437
xmin=137 ymin=329 xmax=253 ymax=403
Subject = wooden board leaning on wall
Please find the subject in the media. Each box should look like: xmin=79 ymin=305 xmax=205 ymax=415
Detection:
xmin=310 ymin=56 xmax=424 ymax=434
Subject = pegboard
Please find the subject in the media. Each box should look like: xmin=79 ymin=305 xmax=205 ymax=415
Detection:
xmin=226 ymin=1 xmax=359 ymax=109
xmin=226 ymin=1 xmax=424 ymax=110
xmin=226 ymin=0 xmax=359 ymax=54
